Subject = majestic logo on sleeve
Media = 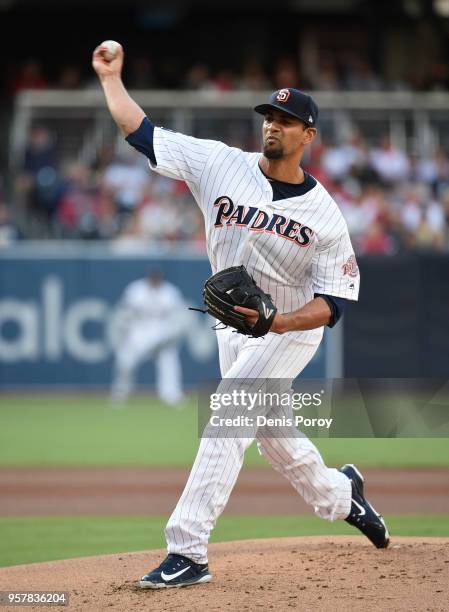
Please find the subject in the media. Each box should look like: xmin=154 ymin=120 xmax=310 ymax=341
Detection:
xmin=276 ymin=89 xmax=291 ymax=102
xmin=213 ymin=197 xmax=314 ymax=247
xmin=342 ymin=255 xmax=359 ymax=277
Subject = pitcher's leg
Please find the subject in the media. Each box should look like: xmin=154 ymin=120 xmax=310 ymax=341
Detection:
xmin=165 ymin=433 xmax=253 ymax=563
xmin=164 ymin=336 xmax=272 ymax=563
xmin=248 ymin=338 xmax=351 ymax=520
xmin=257 ymin=434 xmax=351 ymax=520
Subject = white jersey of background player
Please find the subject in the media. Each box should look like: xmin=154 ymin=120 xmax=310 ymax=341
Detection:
xmin=93 ymin=42 xmax=389 ymax=589
xmin=111 ymin=270 xmax=185 ymax=405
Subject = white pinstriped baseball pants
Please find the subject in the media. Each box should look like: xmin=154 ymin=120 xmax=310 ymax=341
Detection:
xmin=165 ymin=328 xmax=352 ymax=563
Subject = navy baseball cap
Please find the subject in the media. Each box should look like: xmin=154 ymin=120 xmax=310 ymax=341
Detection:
xmin=254 ymin=88 xmax=318 ymax=127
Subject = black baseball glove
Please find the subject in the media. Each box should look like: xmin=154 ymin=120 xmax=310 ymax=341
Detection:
xmin=197 ymin=265 xmax=277 ymax=337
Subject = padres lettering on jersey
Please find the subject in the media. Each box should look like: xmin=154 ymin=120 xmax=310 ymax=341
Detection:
xmin=213 ymin=197 xmax=314 ymax=247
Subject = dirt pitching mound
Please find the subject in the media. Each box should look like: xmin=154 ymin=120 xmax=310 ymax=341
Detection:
xmin=0 ymin=536 xmax=447 ymax=611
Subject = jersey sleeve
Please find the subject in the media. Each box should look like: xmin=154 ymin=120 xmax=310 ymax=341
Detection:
xmin=311 ymin=227 xmax=360 ymax=301
xmin=149 ymin=126 xmax=220 ymax=185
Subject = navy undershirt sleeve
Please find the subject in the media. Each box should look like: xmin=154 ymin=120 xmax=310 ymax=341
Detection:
xmin=314 ymin=293 xmax=347 ymax=328
xmin=125 ymin=116 xmax=156 ymax=165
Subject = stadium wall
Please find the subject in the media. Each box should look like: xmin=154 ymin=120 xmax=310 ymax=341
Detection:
xmin=344 ymin=253 xmax=449 ymax=377
xmin=0 ymin=247 xmax=331 ymax=388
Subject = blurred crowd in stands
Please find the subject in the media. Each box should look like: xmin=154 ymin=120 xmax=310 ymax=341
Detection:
xmin=1 ymin=122 xmax=448 ymax=254
xmin=5 ymin=52 xmax=449 ymax=97
xmin=310 ymin=136 xmax=449 ymax=253
xmin=1 ymin=49 xmax=448 ymax=252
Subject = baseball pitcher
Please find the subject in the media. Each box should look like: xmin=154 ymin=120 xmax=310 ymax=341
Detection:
xmin=92 ymin=41 xmax=389 ymax=589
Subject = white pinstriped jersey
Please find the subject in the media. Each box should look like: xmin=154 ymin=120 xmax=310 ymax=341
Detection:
xmin=149 ymin=127 xmax=359 ymax=329
xmin=146 ymin=127 xmax=357 ymax=561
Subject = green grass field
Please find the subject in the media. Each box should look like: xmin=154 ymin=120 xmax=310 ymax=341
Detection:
xmin=1 ymin=514 xmax=448 ymax=568
xmin=0 ymin=394 xmax=448 ymax=467
xmin=1 ymin=394 xmax=448 ymax=568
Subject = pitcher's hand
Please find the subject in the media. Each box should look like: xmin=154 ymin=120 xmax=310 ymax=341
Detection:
xmin=234 ymin=306 xmax=287 ymax=334
xmin=92 ymin=42 xmax=124 ymax=79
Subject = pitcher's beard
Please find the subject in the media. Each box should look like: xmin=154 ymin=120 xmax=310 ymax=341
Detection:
xmin=263 ymin=144 xmax=284 ymax=159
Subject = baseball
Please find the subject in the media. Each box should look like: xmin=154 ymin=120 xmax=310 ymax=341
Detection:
xmin=100 ymin=40 xmax=121 ymax=61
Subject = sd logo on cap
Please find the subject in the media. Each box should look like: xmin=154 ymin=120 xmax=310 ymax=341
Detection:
xmin=254 ymin=88 xmax=318 ymax=126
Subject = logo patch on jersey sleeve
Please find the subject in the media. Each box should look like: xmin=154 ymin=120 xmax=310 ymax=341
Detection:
xmin=276 ymin=89 xmax=291 ymax=103
xmin=342 ymin=254 xmax=359 ymax=277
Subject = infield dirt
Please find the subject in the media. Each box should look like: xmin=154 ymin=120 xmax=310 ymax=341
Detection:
xmin=0 ymin=536 xmax=448 ymax=611
xmin=1 ymin=466 xmax=448 ymax=515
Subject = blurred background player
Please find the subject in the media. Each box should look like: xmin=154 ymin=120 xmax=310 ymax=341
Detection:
xmin=111 ymin=269 xmax=187 ymax=405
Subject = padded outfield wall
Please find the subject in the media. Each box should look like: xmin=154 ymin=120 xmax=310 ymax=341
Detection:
xmin=0 ymin=245 xmax=336 ymax=388
xmin=343 ymin=253 xmax=449 ymax=378
xmin=1 ymin=247 xmax=446 ymax=387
